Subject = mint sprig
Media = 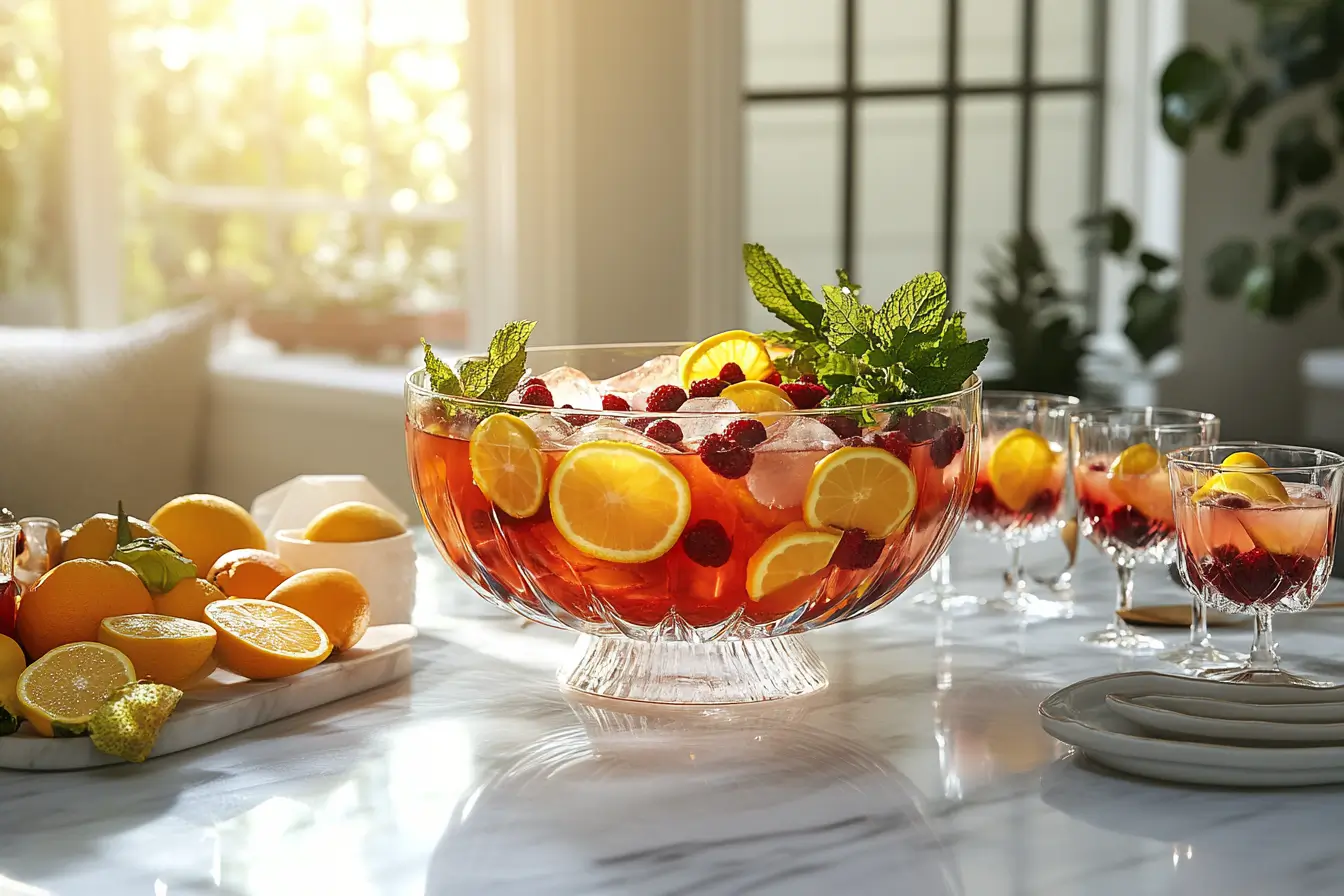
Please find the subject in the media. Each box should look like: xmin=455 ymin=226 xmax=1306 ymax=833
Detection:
xmin=421 ymin=319 xmax=537 ymax=410
xmin=745 ymin=243 xmax=987 ymax=406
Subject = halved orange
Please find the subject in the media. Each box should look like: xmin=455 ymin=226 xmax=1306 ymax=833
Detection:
xmin=746 ymin=522 xmax=842 ymax=600
xmin=204 ymin=599 xmax=332 ymax=680
xmin=803 ymin=446 xmax=917 ymax=538
xmin=469 ymin=413 xmax=546 ymax=518
xmin=98 ymin=614 xmax=217 ymax=688
xmin=720 ymin=381 xmax=795 ymax=417
xmin=986 ymin=428 xmax=1060 ymax=513
xmin=679 ymin=330 xmax=776 ymax=388
xmin=549 ymin=440 xmax=692 ymax=563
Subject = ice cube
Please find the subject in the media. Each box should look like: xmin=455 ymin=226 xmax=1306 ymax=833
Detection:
xmin=537 ymin=366 xmax=602 ymax=409
xmin=561 ymin=419 xmax=678 ymax=453
xmin=745 ymin=417 xmax=842 ymax=509
xmin=675 ymin=397 xmax=740 ymax=444
xmin=598 ymin=354 xmax=682 ymax=393
xmin=523 ymin=413 xmax=575 ymax=448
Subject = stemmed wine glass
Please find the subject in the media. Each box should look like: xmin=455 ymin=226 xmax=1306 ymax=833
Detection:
xmin=1168 ymin=443 xmax=1343 ymax=686
xmin=1073 ymin=407 xmax=1220 ymax=656
xmin=963 ymin=392 xmax=1079 ymax=617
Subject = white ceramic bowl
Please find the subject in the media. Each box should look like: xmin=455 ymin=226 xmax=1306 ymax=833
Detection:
xmin=274 ymin=529 xmax=417 ymax=625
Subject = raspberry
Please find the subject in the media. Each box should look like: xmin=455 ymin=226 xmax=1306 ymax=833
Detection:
xmin=1087 ymin=460 xmax=1108 ymax=472
xmin=718 ymin=362 xmax=746 ymax=384
xmin=762 ymin=370 xmax=782 ymax=386
xmin=842 ymin=436 xmax=867 ymax=448
xmin=690 ymin=378 xmax=728 ymax=398
xmin=930 ymin=424 xmax=965 ymax=468
xmin=522 ymin=377 xmax=546 ymax=389
xmin=682 ymin=519 xmax=733 ymax=567
xmin=646 ymin=385 xmax=688 ymax=413
xmin=698 ymin=432 xmax=753 ymax=479
xmin=602 ymin=394 xmax=631 ymax=411
xmin=873 ymin=431 xmax=913 ymax=463
xmin=781 ymin=382 xmax=828 ymax=410
xmin=519 ymin=384 xmax=554 ymax=407
xmin=894 ymin=409 xmax=950 ymax=442
xmin=627 ymin=417 xmax=653 ymax=432
xmin=1213 ymin=492 xmax=1253 ymax=509
xmin=561 ymin=404 xmax=597 ymax=426
xmin=819 ymin=415 xmax=860 ymax=440
xmin=724 ymin=419 xmax=767 ymax=448
xmin=645 ymin=419 xmax=683 ymax=445
xmin=830 ymin=529 xmax=885 ymax=570
xmin=1026 ymin=490 xmax=1059 ymax=516
xmin=798 ymin=373 xmax=819 ymax=385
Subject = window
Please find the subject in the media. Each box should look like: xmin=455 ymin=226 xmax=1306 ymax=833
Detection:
xmin=743 ymin=0 xmax=1108 ymax=334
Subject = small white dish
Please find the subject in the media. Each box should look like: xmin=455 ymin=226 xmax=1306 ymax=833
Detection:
xmin=1123 ymin=692 xmax=1344 ymax=724
xmin=1105 ymin=694 xmax=1344 ymax=746
xmin=1039 ymin=672 xmax=1344 ymax=787
xmin=276 ymin=528 xmax=416 ymax=626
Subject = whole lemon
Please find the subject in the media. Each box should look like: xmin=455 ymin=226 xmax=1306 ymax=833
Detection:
xmin=62 ymin=513 xmax=159 ymax=562
xmin=303 ymin=502 xmax=406 ymax=543
xmin=150 ymin=495 xmax=266 ymax=572
xmin=267 ymin=568 xmax=371 ymax=651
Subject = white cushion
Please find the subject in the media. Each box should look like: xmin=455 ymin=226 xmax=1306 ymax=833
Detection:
xmin=0 ymin=303 xmax=216 ymax=527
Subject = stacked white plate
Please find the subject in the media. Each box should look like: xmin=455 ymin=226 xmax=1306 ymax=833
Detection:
xmin=1039 ymin=672 xmax=1344 ymax=787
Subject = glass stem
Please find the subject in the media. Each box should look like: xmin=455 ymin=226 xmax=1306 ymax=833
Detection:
xmin=930 ymin=553 xmax=953 ymax=597
xmin=1113 ymin=562 xmax=1134 ymax=632
xmin=1006 ymin=541 xmax=1026 ymax=594
xmin=1247 ymin=611 xmax=1281 ymax=673
xmin=1189 ymin=590 xmax=1211 ymax=648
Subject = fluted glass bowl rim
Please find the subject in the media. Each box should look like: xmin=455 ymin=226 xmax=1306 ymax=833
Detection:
xmin=405 ymin=341 xmax=982 ymax=419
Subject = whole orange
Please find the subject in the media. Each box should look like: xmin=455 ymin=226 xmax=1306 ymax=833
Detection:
xmin=266 ymin=568 xmax=371 ymax=651
xmin=16 ymin=560 xmax=155 ymax=659
xmin=153 ymin=577 xmax=229 ymax=623
xmin=208 ymin=549 xmax=293 ymax=599
xmin=149 ymin=494 xmax=266 ymax=573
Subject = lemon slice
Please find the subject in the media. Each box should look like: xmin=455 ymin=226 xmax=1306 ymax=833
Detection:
xmin=1109 ymin=442 xmax=1161 ymax=477
xmin=803 ymin=446 xmax=917 ymax=538
xmin=720 ymin=381 xmax=795 ymax=417
xmin=549 ymin=440 xmax=692 ymax=563
xmin=746 ymin=522 xmax=842 ymax=600
xmin=1192 ymin=471 xmax=1290 ymax=505
xmin=987 ymin=428 xmax=1059 ymax=513
xmin=469 ymin=413 xmax=547 ymax=518
xmin=17 ymin=642 xmax=137 ymax=737
xmin=1221 ymin=451 xmax=1271 ymax=470
xmin=679 ymin=330 xmax=776 ymax=388
xmin=1107 ymin=442 xmax=1163 ymax=510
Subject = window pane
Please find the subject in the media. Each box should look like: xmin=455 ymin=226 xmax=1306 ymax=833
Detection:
xmin=745 ymin=0 xmax=842 ymax=90
xmin=856 ymin=100 xmax=942 ymax=303
xmin=370 ymin=44 xmax=469 ymax=208
xmin=0 ymin=1 xmax=68 ymax=322
xmin=858 ymin=0 xmax=944 ymax=86
xmin=1036 ymin=0 xmax=1094 ymax=81
xmin=1032 ymin=95 xmax=1092 ymax=293
xmin=956 ymin=97 xmax=1019 ymax=333
xmin=959 ymin=0 xmax=1021 ymax=82
xmin=744 ymin=102 xmax=841 ymax=331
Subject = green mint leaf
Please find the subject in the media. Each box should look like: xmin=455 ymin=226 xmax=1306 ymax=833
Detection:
xmin=904 ymin=339 xmax=989 ymax=396
xmin=422 ymin=338 xmax=463 ymax=396
xmin=760 ymin=329 xmax=814 ymax=349
xmin=836 ymin=269 xmax=861 ymax=299
xmin=744 ymin=244 xmax=824 ymax=335
xmin=875 ymin=272 xmax=948 ymax=353
xmin=821 ymin=283 xmax=874 ymax=354
xmin=822 ymin=383 xmax=880 ymax=409
xmin=459 ymin=320 xmax=536 ymax=400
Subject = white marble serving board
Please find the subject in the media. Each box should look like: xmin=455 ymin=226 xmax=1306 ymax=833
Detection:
xmin=0 ymin=623 xmax=417 ymax=770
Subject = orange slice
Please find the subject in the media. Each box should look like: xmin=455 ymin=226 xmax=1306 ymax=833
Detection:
xmin=803 ymin=446 xmax=917 ymax=538
xmin=679 ymin=330 xmax=775 ymax=388
xmin=204 ymin=599 xmax=332 ymax=680
xmin=720 ymin=381 xmax=795 ymax=419
xmin=98 ymin=614 xmax=217 ymax=688
xmin=469 ymin=413 xmax=547 ymax=518
xmin=746 ymin=522 xmax=842 ymax=600
xmin=549 ymin=440 xmax=692 ymax=563
xmin=986 ymin=428 xmax=1060 ymax=513
xmin=16 ymin=642 xmax=137 ymax=737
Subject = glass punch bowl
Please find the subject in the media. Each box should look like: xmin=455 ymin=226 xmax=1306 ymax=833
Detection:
xmin=406 ymin=343 xmax=981 ymax=703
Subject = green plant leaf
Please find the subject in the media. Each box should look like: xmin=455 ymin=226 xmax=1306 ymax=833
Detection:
xmin=874 ymin=272 xmax=948 ymax=353
xmin=1266 ymin=237 xmax=1329 ymax=317
xmin=1296 ymin=204 xmax=1344 ymax=241
xmin=1222 ymin=80 xmax=1273 ymax=154
xmin=820 ymin=283 xmax=874 ymax=355
xmin=116 ymin=501 xmax=133 ymax=551
xmin=1124 ymin=283 xmax=1181 ymax=363
xmin=760 ymin=329 xmax=813 ymax=349
xmin=743 ymin=243 xmax=824 ymax=335
xmin=1272 ymin=116 xmax=1333 ymax=210
xmin=1078 ymin=208 xmax=1134 ymax=256
xmin=422 ymin=338 xmax=463 ymax=396
xmin=1160 ymin=47 xmax=1232 ymax=149
xmin=1139 ymin=251 xmax=1172 ymax=274
xmin=821 ymin=383 xmax=880 ymax=409
xmin=1205 ymin=240 xmax=1258 ymax=298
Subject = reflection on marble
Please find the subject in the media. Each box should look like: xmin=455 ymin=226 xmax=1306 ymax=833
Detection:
xmin=1 ymin=530 xmax=1343 ymax=894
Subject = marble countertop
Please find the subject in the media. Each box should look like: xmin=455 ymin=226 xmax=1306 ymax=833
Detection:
xmin=3 ymin=533 xmax=1344 ymax=896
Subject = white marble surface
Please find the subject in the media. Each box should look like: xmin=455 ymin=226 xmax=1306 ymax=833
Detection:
xmin=3 ymin=533 xmax=1344 ymax=895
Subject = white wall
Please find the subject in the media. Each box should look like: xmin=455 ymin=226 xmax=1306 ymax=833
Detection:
xmin=1159 ymin=0 xmax=1344 ymax=443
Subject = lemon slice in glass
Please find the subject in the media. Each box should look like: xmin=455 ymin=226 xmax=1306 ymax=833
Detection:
xmin=469 ymin=413 xmax=547 ymax=518
xmin=549 ymin=440 xmax=692 ymax=563
xmin=720 ymin=381 xmax=795 ymax=417
xmin=679 ymin=330 xmax=776 ymax=388
xmin=803 ymin=446 xmax=917 ymax=538
xmin=746 ymin=522 xmax=842 ymax=600
xmin=986 ymin=428 xmax=1059 ymax=513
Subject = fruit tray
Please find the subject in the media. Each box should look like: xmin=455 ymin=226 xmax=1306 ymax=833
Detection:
xmin=0 ymin=624 xmax=416 ymax=770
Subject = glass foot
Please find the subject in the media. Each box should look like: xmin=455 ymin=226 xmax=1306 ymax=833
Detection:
xmin=908 ymin=588 xmax=983 ymax=614
xmin=558 ymin=634 xmax=828 ymax=704
xmin=1157 ymin=642 xmax=1242 ymax=674
xmin=981 ymin=589 xmax=1073 ymax=619
xmin=1080 ymin=622 xmax=1165 ymax=653
xmin=1200 ymin=666 xmax=1334 ymax=687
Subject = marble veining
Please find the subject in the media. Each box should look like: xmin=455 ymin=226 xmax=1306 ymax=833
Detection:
xmin=0 ymin=532 xmax=1342 ymax=894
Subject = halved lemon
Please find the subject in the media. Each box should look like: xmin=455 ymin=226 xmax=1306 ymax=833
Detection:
xmin=986 ymin=428 xmax=1060 ymax=513
xmin=679 ymin=330 xmax=776 ymax=388
xmin=204 ymin=599 xmax=332 ymax=680
xmin=469 ymin=413 xmax=547 ymax=518
xmin=803 ymin=446 xmax=917 ymax=538
xmin=721 ymin=380 xmax=795 ymax=417
xmin=549 ymin=440 xmax=692 ymax=563
xmin=17 ymin=642 xmax=137 ymax=737
xmin=98 ymin=614 xmax=217 ymax=689
xmin=1192 ymin=471 xmax=1290 ymax=505
xmin=746 ymin=522 xmax=842 ymax=600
